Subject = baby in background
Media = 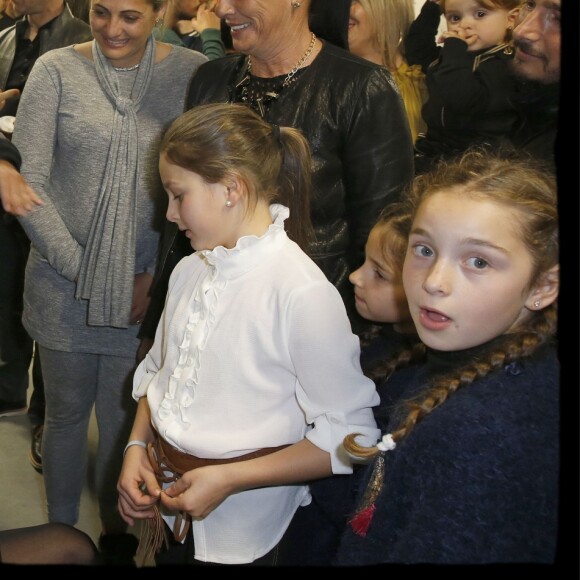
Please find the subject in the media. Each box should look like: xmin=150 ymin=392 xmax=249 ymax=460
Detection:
xmin=406 ymin=0 xmax=521 ymax=174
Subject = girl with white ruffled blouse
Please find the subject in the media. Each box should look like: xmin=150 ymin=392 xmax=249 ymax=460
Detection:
xmin=117 ymin=103 xmax=380 ymax=566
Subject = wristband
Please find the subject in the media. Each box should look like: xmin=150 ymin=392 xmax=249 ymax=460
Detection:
xmin=123 ymin=440 xmax=148 ymax=457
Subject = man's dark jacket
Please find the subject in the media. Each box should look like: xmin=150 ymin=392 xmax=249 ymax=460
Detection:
xmin=0 ymin=2 xmax=91 ymax=89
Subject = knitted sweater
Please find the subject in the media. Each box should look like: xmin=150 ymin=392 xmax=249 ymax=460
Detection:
xmin=336 ymin=340 xmax=559 ymax=564
xmin=13 ymin=44 xmax=206 ymax=357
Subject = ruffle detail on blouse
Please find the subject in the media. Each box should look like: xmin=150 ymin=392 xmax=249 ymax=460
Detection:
xmin=201 ymin=204 xmax=289 ymax=277
xmin=157 ymin=264 xmax=226 ymax=426
xmin=156 ymin=204 xmax=289 ymax=430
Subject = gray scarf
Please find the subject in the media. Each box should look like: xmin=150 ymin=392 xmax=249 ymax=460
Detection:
xmin=75 ymin=35 xmax=155 ymax=328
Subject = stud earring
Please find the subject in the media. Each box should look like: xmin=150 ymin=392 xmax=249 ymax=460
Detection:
xmin=534 ymin=300 xmax=541 ymax=308
xmin=225 ymin=200 xmax=232 ymax=207
xmin=292 ymin=1 xmax=302 ymax=7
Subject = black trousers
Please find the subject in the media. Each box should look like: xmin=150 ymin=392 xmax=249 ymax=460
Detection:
xmin=0 ymin=214 xmax=45 ymax=421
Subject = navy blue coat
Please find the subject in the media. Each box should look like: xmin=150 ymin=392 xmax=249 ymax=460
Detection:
xmin=336 ymin=341 xmax=560 ymax=564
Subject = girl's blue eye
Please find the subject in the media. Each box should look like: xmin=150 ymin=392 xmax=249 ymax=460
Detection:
xmin=467 ymin=257 xmax=489 ymax=269
xmin=413 ymin=244 xmax=433 ymax=257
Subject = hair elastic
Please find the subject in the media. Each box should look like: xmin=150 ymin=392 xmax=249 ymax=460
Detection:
xmin=271 ymin=123 xmax=281 ymax=143
xmin=376 ymin=433 xmax=396 ymax=452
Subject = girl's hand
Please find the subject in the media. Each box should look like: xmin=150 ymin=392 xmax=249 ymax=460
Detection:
xmin=117 ymin=445 xmax=161 ymax=527
xmin=160 ymin=464 xmax=234 ymax=520
xmin=437 ymin=29 xmax=477 ymax=47
xmin=191 ymin=2 xmax=220 ymax=34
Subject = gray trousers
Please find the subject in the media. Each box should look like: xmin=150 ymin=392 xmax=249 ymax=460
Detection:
xmin=38 ymin=346 xmax=137 ymax=533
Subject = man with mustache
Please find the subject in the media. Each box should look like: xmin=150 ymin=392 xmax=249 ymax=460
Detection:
xmin=509 ymin=0 xmax=560 ymax=170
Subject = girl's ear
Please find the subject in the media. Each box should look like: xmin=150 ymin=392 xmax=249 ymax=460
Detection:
xmin=525 ymin=265 xmax=559 ymax=311
xmin=223 ymin=174 xmax=245 ymax=208
xmin=156 ymin=1 xmax=168 ymax=20
xmin=506 ymin=7 xmax=520 ymax=29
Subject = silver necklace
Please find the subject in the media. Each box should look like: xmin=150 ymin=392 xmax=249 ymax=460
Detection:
xmin=113 ymin=63 xmax=140 ymax=72
xmin=238 ymin=32 xmax=317 ymax=117
xmin=247 ymin=32 xmax=317 ymax=87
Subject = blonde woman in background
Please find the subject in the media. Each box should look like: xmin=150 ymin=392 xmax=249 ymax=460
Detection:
xmin=348 ymin=0 xmax=428 ymax=143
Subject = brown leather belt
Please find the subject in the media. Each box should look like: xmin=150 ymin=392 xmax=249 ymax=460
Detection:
xmin=136 ymin=430 xmax=289 ymax=564
xmin=150 ymin=432 xmax=290 ymax=478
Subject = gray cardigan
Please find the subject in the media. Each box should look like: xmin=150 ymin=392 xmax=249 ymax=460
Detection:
xmin=13 ymin=44 xmax=207 ymax=357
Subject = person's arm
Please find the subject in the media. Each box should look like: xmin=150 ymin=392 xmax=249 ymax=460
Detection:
xmin=404 ymin=0 xmax=443 ymax=72
xmin=178 ymin=3 xmax=226 ymax=60
xmin=198 ymin=27 xmax=226 ymax=60
xmin=12 ymin=58 xmax=83 ymax=281
xmin=0 ymin=89 xmax=44 ymax=216
xmin=118 ymin=313 xmax=167 ymax=523
xmin=117 ymin=396 xmax=161 ymax=525
xmin=0 ymin=157 xmax=42 ymax=218
xmin=428 ymin=39 xmax=514 ymax=113
xmin=0 ymin=133 xmax=20 ymax=168
xmin=137 ymin=221 xmax=190 ymax=344
xmin=160 ymin=439 xmax=332 ymax=519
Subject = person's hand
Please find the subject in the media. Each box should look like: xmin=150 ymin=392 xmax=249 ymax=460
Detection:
xmin=437 ymin=29 xmax=477 ymax=47
xmin=131 ymin=272 xmax=153 ymax=326
xmin=0 ymin=88 xmax=19 ymax=111
xmin=160 ymin=464 xmax=234 ymax=519
xmin=191 ymin=2 xmax=220 ymax=34
xmin=0 ymin=159 xmax=44 ymax=215
xmin=117 ymin=445 xmax=162 ymax=526
xmin=176 ymin=18 xmax=195 ymax=35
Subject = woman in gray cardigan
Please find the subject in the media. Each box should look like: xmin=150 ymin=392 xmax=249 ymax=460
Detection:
xmin=12 ymin=0 xmax=206 ymax=564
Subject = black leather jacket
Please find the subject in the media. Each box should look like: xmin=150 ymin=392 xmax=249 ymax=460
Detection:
xmin=509 ymin=81 xmax=559 ymax=173
xmin=140 ymin=42 xmax=414 ymax=340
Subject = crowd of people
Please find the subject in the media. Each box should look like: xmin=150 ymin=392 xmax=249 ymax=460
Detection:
xmin=0 ymin=0 xmax=570 ymax=568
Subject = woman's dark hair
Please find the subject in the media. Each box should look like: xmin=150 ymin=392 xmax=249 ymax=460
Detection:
xmin=309 ymin=0 xmax=350 ymax=49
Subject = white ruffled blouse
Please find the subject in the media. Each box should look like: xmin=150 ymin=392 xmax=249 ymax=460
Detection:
xmin=133 ymin=204 xmax=380 ymax=564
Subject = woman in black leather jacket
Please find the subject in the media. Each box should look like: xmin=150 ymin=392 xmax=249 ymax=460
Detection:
xmin=138 ymin=0 xmax=414 ymax=358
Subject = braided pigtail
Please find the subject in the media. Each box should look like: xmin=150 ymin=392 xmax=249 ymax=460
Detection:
xmin=346 ymin=303 xmax=557 ymax=537
xmin=367 ymin=341 xmax=427 ymax=385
